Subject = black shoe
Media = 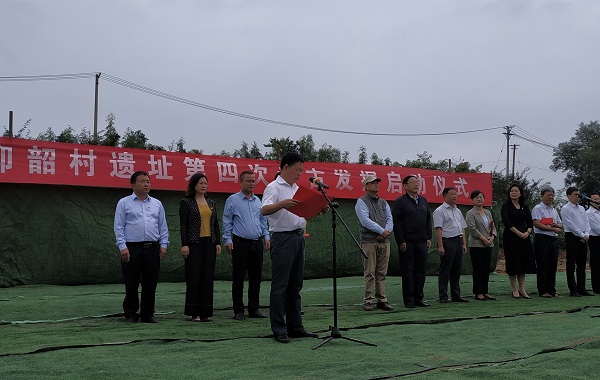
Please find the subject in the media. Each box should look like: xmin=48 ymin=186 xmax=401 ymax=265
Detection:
xmin=414 ymin=300 xmax=430 ymax=307
xmin=125 ymin=315 xmax=139 ymax=323
xmin=579 ymin=290 xmax=595 ymax=296
xmin=570 ymin=291 xmax=581 ymax=297
xmin=452 ymin=297 xmax=469 ymax=303
xmin=234 ymin=313 xmax=245 ymax=321
xmin=248 ymin=310 xmax=267 ymax=318
xmin=405 ymin=302 xmax=415 ymax=308
xmin=439 ymin=298 xmax=449 ymax=304
xmin=288 ymin=329 xmax=318 ymax=338
xmin=376 ymin=302 xmax=393 ymax=311
xmin=140 ymin=316 xmax=158 ymax=323
xmin=475 ymin=295 xmax=487 ymax=301
xmin=274 ymin=334 xmax=290 ymax=343
xmin=518 ymin=292 xmax=532 ymax=299
xmin=483 ymin=294 xmax=496 ymax=300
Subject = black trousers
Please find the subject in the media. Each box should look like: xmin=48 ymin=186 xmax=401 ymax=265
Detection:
xmin=470 ymin=246 xmax=492 ymax=295
xmin=565 ymin=232 xmax=588 ymax=293
xmin=438 ymin=236 xmax=463 ymax=301
xmin=231 ymin=235 xmax=264 ymax=314
xmin=122 ymin=241 xmax=161 ymax=318
xmin=588 ymin=236 xmax=600 ymax=293
xmin=534 ymin=234 xmax=559 ymax=295
xmin=184 ymin=238 xmax=217 ymax=319
xmin=399 ymin=241 xmax=428 ymax=305
xmin=269 ymin=231 xmax=305 ymax=336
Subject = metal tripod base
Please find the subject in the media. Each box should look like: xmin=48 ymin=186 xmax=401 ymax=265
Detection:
xmin=312 ymin=326 xmax=377 ymax=349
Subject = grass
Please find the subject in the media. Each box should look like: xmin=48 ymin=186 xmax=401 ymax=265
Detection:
xmin=1 ymin=273 xmax=599 ymax=379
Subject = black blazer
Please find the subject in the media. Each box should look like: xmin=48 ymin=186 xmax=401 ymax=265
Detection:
xmin=179 ymin=196 xmax=220 ymax=246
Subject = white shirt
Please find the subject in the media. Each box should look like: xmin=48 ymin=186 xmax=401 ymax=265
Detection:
xmin=433 ymin=202 xmax=467 ymax=238
xmin=561 ymin=201 xmax=590 ymax=238
xmin=531 ymin=202 xmax=562 ymax=237
xmin=587 ymin=207 xmax=600 ymax=237
xmin=261 ymin=176 xmax=306 ymax=232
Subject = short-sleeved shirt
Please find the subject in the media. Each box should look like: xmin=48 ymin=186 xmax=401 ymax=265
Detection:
xmin=433 ymin=202 xmax=467 ymax=238
xmin=262 ymin=176 xmax=306 ymax=232
xmin=531 ymin=202 xmax=562 ymax=236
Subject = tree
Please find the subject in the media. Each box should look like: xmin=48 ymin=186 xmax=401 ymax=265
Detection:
xmin=264 ymin=137 xmax=298 ymax=161
xmin=316 ymin=143 xmax=342 ymax=163
xmin=358 ymin=146 xmax=367 ymax=164
xmin=454 ymin=160 xmax=482 ymax=173
xmin=404 ymin=151 xmax=447 ymax=171
xmin=37 ymin=127 xmax=57 ymax=142
xmin=551 ymin=121 xmax=600 ymax=195
xmin=233 ymin=141 xmax=251 ymax=158
xmin=3 ymin=119 xmax=32 ymax=138
xmin=78 ymin=127 xmax=95 ymax=145
xmin=56 ymin=126 xmax=77 ymax=143
xmin=248 ymin=141 xmax=263 ymax=159
xmin=120 ymin=128 xmax=148 ymax=149
xmin=296 ymin=134 xmax=318 ymax=161
xmin=370 ymin=152 xmax=383 ymax=165
xmin=99 ymin=113 xmax=120 ymax=146
xmin=168 ymin=137 xmax=186 ymax=153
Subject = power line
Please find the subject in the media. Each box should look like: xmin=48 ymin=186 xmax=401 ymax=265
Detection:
xmin=513 ymin=126 xmax=557 ymax=149
xmin=99 ymin=73 xmax=505 ymax=137
xmin=0 ymin=73 xmax=97 ymax=81
xmin=2 ymin=71 xmax=507 ymax=137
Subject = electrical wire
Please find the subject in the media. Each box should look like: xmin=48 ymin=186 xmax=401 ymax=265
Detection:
xmin=0 ymin=73 xmax=97 ymax=82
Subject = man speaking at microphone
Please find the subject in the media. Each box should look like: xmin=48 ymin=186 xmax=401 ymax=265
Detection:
xmin=261 ymin=152 xmax=322 ymax=343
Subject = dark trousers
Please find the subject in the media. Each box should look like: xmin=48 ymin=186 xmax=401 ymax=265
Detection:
xmin=400 ymin=241 xmax=428 ymax=305
xmin=184 ymin=238 xmax=216 ymax=319
xmin=470 ymin=247 xmax=492 ymax=295
xmin=122 ymin=242 xmax=161 ymax=318
xmin=438 ymin=236 xmax=463 ymax=301
xmin=534 ymin=234 xmax=559 ymax=295
xmin=565 ymin=232 xmax=588 ymax=293
xmin=589 ymin=236 xmax=600 ymax=293
xmin=269 ymin=232 xmax=305 ymax=336
xmin=231 ymin=235 xmax=264 ymax=314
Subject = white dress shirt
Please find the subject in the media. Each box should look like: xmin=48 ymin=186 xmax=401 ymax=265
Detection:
xmin=531 ymin=202 xmax=562 ymax=237
xmin=261 ymin=176 xmax=306 ymax=232
xmin=561 ymin=201 xmax=590 ymax=238
xmin=433 ymin=202 xmax=467 ymax=238
xmin=587 ymin=207 xmax=600 ymax=237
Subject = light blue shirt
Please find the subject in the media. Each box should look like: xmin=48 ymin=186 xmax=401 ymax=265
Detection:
xmin=114 ymin=193 xmax=169 ymax=251
xmin=222 ymin=191 xmax=270 ymax=244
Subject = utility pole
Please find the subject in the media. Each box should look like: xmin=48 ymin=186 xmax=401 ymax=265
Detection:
xmin=8 ymin=111 xmax=13 ymax=137
xmin=93 ymin=73 xmax=101 ymax=143
xmin=502 ymin=125 xmax=515 ymax=180
xmin=511 ymin=144 xmax=519 ymax=179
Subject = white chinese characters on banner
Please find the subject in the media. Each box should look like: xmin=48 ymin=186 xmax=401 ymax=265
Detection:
xmin=454 ymin=177 xmax=469 ymax=197
xmin=433 ymin=176 xmax=446 ymax=196
xmin=110 ymin=152 xmax=135 ymax=178
xmin=69 ymin=149 xmax=97 ymax=176
xmin=148 ymin=155 xmax=173 ymax=180
xmin=183 ymin=157 xmax=205 ymax=181
xmin=387 ymin=171 xmax=402 ymax=194
xmin=217 ymin=162 xmax=238 ymax=182
xmin=0 ymin=145 xmax=12 ymax=174
xmin=334 ymin=169 xmax=353 ymax=190
xmin=248 ymin=163 xmax=269 ymax=185
xmin=414 ymin=173 xmax=426 ymax=194
xmin=27 ymin=146 xmax=56 ymax=175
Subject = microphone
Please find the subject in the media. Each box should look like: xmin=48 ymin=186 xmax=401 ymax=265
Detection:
xmin=309 ymin=177 xmax=329 ymax=189
xmin=581 ymin=194 xmax=600 ymax=205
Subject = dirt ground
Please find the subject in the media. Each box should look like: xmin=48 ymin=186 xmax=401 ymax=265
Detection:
xmin=495 ymin=249 xmax=568 ymax=274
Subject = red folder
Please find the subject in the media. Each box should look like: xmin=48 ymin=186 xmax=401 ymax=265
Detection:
xmin=540 ymin=217 xmax=554 ymax=225
xmin=289 ymin=185 xmax=331 ymax=220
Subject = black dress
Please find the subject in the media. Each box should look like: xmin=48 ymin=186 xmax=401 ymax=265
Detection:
xmin=501 ymin=201 xmax=536 ymax=275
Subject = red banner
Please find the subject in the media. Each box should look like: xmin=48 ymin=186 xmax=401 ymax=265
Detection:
xmin=0 ymin=137 xmax=492 ymax=205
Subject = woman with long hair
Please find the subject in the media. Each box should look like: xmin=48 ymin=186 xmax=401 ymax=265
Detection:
xmin=179 ymin=173 xmax=222 ymax=322
xmin=500 ymin=183 xmax=536 ymax=299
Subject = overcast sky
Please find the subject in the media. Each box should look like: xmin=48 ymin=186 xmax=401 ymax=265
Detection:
xmin=1 ymin=0 xmax=599 ymax=190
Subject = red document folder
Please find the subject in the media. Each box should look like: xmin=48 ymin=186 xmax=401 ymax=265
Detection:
xmin=289 ymin=185 xmax=331 ymax=220
xmin=540 ymin=217 xmax=554 ymax=225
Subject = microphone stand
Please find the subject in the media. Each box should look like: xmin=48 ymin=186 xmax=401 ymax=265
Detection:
xmin=312 ymin=184 xmax=376 ymax=349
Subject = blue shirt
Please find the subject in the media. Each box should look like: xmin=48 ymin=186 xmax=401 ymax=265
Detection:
xmin=114 ymin=193 xmax=169 ymax=250
xmin=222 ymin=191 xmax=270 ymax=244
